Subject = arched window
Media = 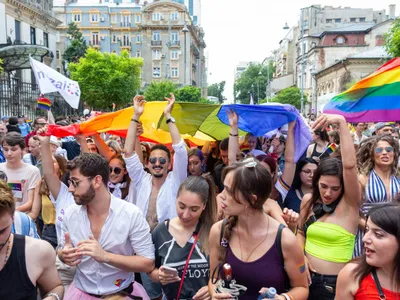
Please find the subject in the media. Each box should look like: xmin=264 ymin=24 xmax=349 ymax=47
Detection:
xmin=336 ymin=36 xmax=345 ymax=45
xmin=90 ymin=9 xmax=100 ymax=23
xmin=72 ymin=9 xmax=82 ymax=22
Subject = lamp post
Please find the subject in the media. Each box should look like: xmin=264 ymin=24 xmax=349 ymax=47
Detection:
xmin=182 ymin=16 xmax=189 ymax=86
xmin=300 ymin=8 xmax=306 ymax=115
xmin=311 ymin=66 xmax=318 ymax=115
xmin=257 ymin=71 xmax=262 ymax=103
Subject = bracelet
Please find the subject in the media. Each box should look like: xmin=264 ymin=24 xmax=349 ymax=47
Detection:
xmin=47 ymin=293 xmax=61 ymax=300
xmin=131 ymin=118 xmax=140 ymax=124
xmin=229 ymin=133 xmax=238 ymax=137
xmin=281 ymin=293 xmax=294 ymax=300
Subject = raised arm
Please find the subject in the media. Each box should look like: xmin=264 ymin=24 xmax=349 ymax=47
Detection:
xmin=281 ymin=121 xmax=296 ymax=186
xmin=75 ymin=134 xmax=89 ymax=154
xmin=92 ymin=134 xmax=114 ymax=161
xmin=124 ymin=95 xmax=145 ymax=158
xmin=36 ymin=128 xmax=61 ymax=200
xmin=164 ymin=93 xmax=181 ymax=145
xmin=312 ymin=114 xmax=361 ymax=208
xmin=227 ymin=109 xmax=239 ymax=165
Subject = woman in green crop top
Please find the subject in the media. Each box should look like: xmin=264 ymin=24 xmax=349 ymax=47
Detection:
xmin=297 ymin=114 xmax=362 ymax=300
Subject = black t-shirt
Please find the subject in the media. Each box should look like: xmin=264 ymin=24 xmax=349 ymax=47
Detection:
xmin=152 ymin=220 xmax=209 ymax=300
xmin=61 ymin=140 xmax=81 ymax=160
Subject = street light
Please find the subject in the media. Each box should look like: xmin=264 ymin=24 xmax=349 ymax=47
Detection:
xmin=310 ymin=67 xmax=318 ymax=115
xmin=182 ymin=17 xmax=189 ymax=86
xmin=257 ymin=71 xmax=262 ymax=103
xmin=283 ymin=22 xmax=289 ymax=30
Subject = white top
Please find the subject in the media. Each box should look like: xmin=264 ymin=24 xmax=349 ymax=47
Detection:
xmin=50 ymin=182 xmax=77 ymax=244
xmin=59 ymin=194 xmax=154 ymax=296
xmin=354 ymin=134 xmax=368 ymax=145
xmin=124 ymin=139 xmax=188 ymax=223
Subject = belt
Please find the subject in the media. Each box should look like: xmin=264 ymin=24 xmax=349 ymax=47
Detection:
xmin=87 ymin=283 xmax=138 ymax=299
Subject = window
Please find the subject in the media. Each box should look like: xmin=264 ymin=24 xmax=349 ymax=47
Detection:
xmin=92 ymin=32 xmax=99 ymax=45
xmin=171 ymin=67 xmax=178 ymax=78
xmin=153 ymin=67 xmax=161 ymax=77
xmin=136 ymin=34 xmax=141 ymax=43
xmin=30 ymin=27 xmax=36 ymax=44
xmin=56 ymin=50 xmax=60 ymax=59
xmin=152 ymin=13 xmax=160 ymax=21
xmin=73 ymin=14 xmax=81 ymax=22
xmin=171 ymin=31 xmax=179 ymax=41
xmin=122 ymin=34 xmax=130 ymax=46
xmin=112 ymin=35 xmax=117 ymax=43
xmin=153 ymin=31 xmax=161 ymax=41
xmin=56 ymin=32 xmax=60 ymax=42
xmin=43 ymin=32 xmax=49 ymax=47
xmin=171 ymin=12 xmax=178 ymax=21
xmin=111 ymin=14 xmax=117 ymax=23
xmin=326 ymin=19 xmax=332 ymax=23
xmin=350 ymin=18 xmax=356 ymax=22
xmin=121 ymin=14 xmax=130 ymax=26
xmin=359 ymin=17 xmax=366 ymax=22
xmin=336 ymin=37 xmax=345 ymax=44
xmin=152 ymin=49 xmax=161 ymax=59
xmin=90 ymin=10 xmax=99 ymax=22
xmin=135 ymin=14 xmax=141 ymax=23
xmin=15 ymin=20 xmax=21 ymax=41
xmin=171 ymin=50 xmax=178 ymax=59
xmin=335 ymin=18 xmax=341 ymax=23
xmin=136 ymin=50 xmax=141 ymax=57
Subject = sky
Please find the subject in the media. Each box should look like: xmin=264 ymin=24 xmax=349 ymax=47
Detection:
xmin=200 ymin=0 xmax=397 ymax=102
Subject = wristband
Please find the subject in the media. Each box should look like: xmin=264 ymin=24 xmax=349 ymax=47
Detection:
xmin=281 ymin=293 xmax=293 ymax=300
xmin=229 ymin=133 xmax=238 ymax=137
xmin=131 ymin=118 xmax=140 ymax=124
xmin=47 ymin=293 xmax=61 ymax=300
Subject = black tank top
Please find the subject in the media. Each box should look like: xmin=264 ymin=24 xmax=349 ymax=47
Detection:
xmin=0 ymin=234 xmax=36 ymax=300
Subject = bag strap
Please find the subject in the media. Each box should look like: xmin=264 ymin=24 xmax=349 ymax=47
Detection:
xmin=371 ymin=269 xmax=386 ymax=299
xmin=176 ymin=232 xmax=200 ymax=300
xmin=276 ymin=224 xmax=285 ymax=262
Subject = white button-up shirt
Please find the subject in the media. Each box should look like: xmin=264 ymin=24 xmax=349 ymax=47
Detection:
xmin=124 ymin=139 xmax=188 ymax=223
xmin=59 ymin=194 xmax=154 ymax=296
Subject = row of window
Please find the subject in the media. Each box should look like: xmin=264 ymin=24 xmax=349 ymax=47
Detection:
xmin=72 ymin=11 xmax=180 ymax=23
xmin=152 ymin=31 xmax=179 ymax=41
xmin=153 ymin=67 xmax=179 ymax=78
xmin=14 ymin=20 xmax=49 ymax=47
xmin=86 ymin=32 xmax=180 ymax=44
xmin=326 ymin=17 xmax=366 ymax=24
xmin=152 ymin=12 xmax=179 ymax=21
xmin=152 ymin=49 xmax=179 ymax=60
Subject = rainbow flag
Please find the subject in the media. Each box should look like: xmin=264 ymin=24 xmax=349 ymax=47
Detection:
xmin=319 ymin=143 xmax=337 ymax=157
xmin=323 ymin=58 xmax=400 ymax=122
xmin=37 ymin=95 xmax=51 ymax=111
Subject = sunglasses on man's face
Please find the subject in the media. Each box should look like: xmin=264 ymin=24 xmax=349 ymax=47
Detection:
xmin=375 ymin=146 xmax=394 ymax=154
xmin=110 ymin=167 xmax=124 ymax=175
xmin=149 ymin=157 xmax=167 ymax=165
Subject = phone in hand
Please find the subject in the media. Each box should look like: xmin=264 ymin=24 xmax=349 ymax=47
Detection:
xmin=161 ymin=265 xmax=179 ymax=277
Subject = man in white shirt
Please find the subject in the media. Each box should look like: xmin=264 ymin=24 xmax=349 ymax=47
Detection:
xmin=123 ymin=93 xmax=188 ymax=299
xmin=57 ymin=152 xmax=155 ymax=298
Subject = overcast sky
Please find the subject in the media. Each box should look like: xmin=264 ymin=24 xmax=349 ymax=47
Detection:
xmin=200 ymin=0 xmax=397 ymax=102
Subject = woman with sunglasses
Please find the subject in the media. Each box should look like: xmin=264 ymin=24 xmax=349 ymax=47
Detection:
xmin=297 ymin=114 xmax=361 ymax=300
xmin=353 ymin=134 xmax=400 ymax=257
xmin=336 ymin=203 xmax=400 ymax=299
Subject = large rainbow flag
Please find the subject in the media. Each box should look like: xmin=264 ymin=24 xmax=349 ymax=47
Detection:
xmin=323 ymin=58 xmax=400 ymax=122
xmin=47 ymin=102 xmax=312 ymax=162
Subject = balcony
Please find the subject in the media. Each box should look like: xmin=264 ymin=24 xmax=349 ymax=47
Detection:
xmin=170 ymin=40 xmax=180 ymax=47
xmin=151 ymin=40 xmax=162 ymax=47
xmin=120 ymin=41 xmax=132 ymax=49
xmin=89 ymin=40 xmax=100 ymax=49
xmin=120 ymin=22 xmax=132 ymax=28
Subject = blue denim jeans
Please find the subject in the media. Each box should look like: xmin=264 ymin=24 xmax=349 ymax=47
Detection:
xmin=308 ymin=272 xmax=337 ymax=300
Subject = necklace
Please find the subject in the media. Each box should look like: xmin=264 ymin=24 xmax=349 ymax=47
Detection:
xmin=1 ymin=234 xmax=12 ymax=267
xmin=238 ymin=216 xmax=270 ymax=262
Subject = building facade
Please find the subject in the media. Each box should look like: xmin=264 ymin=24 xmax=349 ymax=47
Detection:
xmin=54 ymin=0 xmax=206 ymax=93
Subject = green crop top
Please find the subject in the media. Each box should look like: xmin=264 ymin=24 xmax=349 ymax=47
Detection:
xmin=305 ymin=222 xmax=356 ymax=263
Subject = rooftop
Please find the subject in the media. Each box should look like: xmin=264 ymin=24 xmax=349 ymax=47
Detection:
xmin=323 ymin=22 xmax=376 ymax=33
xmin=53 ymin=0 xmax=142 ymax=7
xmin=349 ymin=46 xmax=390 ymax=59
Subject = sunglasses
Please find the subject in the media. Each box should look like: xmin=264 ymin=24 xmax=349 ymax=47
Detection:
xmin=110 ymin=167 xmax=123 ymax=175
xmin=375 ymin=146 xmax=394 ymax=154
xmin=149 ymin=157 xmax=167 ymax=165
xmin=68 ymin=177 xmax=92 ymax=188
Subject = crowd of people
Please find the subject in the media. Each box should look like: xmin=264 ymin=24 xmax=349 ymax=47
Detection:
xmin=0 ymin=95 xmax=399 ymax=300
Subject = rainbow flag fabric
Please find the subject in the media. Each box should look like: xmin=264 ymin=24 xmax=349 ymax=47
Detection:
xmin=37 ymin=96 xmax=51 ymax=111
xmin=323 ymin=58 xmax=400 ymax=122
xmin=320 ymin=143 xmax=337 ymax=157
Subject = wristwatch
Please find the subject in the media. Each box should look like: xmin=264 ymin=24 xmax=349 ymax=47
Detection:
xmin=166 ymin=117 xmax=176 ymax=124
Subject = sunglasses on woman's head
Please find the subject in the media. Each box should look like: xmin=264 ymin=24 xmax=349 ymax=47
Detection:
xmin=110 ymin=167 xmax=123 ymax=175
xmin=149 ymin=157 xmax=167 ymax=165
xmin=375 ymin=146 xmax=394 ymax=154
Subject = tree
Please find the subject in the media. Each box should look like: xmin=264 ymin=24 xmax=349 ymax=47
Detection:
xmin=233 ymin=62 xmax=275 ymax=104
xmin=0 ymin=58 xmax=3 ymax=74
xmin=208 ymin=81 xmax=226 ymax=103
xmin=175 ymin=86 xmax=202 ymax=102
xmin=68 ymin=48 xmax=143 ymax=109
xmin=144 ymin=80 xmax=178 ymax=101
xmin=384 ymin=18 xmax=400 ymax=57
xmin=63 ymin=22 xmax=88 ymax=63
xmin=271 ymin=87 xmax=304 ymax=109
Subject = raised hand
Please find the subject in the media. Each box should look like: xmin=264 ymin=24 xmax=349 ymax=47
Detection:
xmin=136 ymin=122 xmax=144 ymax=137
xmin=164 ymin=93 xmax=176 ymax=117
xmin=36 ymin=127 xmax=50 ymax=144
xmin=312 ymin=114 xmax=345 ymax=131
xmin=227 ymin=109 xmax=238 ymax=128
xmin=133 ymin=95 xmax=146 ymax=118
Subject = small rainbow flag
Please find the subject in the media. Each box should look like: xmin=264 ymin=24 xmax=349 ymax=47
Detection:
xmin=37 ymin=95 xmax=51 ymax=111
xmin=323 ymin=58 xmax=400 ymax=122
xmin=320 ymin=143 xmax=337 ymax=157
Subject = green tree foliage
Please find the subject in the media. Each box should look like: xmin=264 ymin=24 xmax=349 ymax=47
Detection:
xmin=175 ymin=86 xmax=202 ymax=102
xmin=144 ymin=80 xmax=178 ymax=101
xmin=68 ymin=48 xmax=143 ymax=109
xmin=271 ymin=87 xmax=303 ymax=109
xmin=384 ymin=18 xmax=400 ymax=57
xmin=63 ymin=22 xmax=88 ymax=63
xmin=208 ymin=81 xmax=226 ymax=103
xmin=234 ymin=62 xmax=275 ymax=104
xmin=0 ymin=58 xmax=3 ymax=74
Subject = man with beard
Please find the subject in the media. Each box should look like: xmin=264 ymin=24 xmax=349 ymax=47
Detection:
xmin=124 ymin=93 xmax=188 ymax=300
xmin=56 ymin=152 xmax=155 ymax=298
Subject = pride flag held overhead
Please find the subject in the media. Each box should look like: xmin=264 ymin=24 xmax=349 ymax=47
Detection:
xmin=323 ymin=58 xmax=400 ymax=122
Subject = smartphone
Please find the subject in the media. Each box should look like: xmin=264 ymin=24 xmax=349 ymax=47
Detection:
xmin=161 ymin=265 xmax=179 ymax=277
